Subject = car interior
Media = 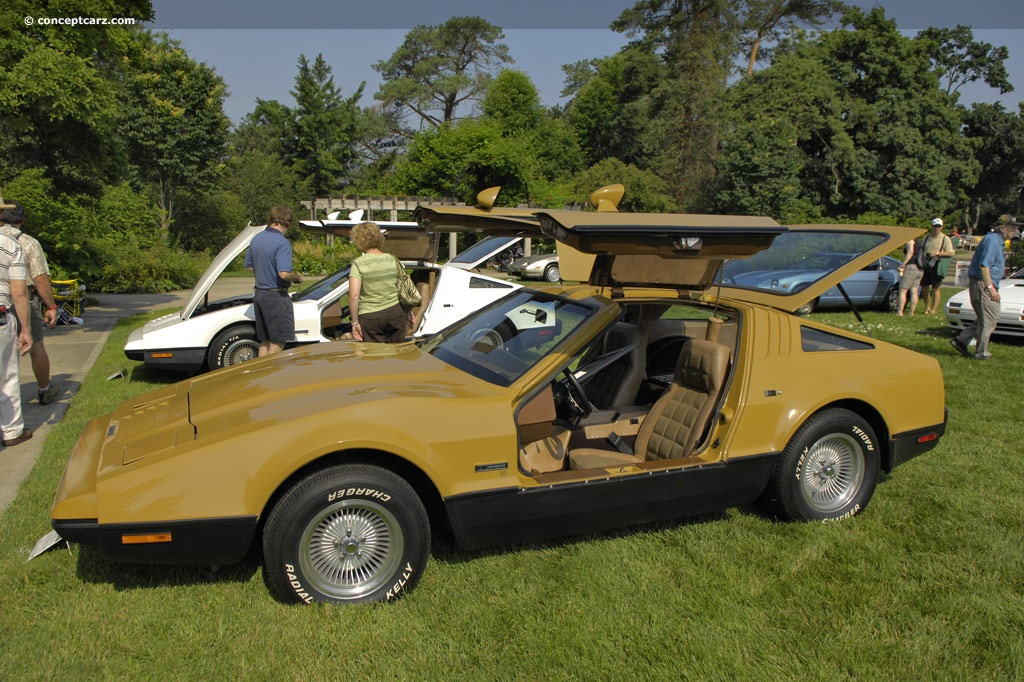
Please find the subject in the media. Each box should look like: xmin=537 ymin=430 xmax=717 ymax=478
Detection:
xmin=516 ymin=302 xmax=739 ymax=482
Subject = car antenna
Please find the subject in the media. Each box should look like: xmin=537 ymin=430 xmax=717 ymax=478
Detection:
xmin=836 ymin=282 xmax=874 ymax=338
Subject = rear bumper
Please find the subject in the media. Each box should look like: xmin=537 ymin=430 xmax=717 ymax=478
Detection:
xmin=888 ymin=408 xmax=947 ymax=471
xmin=52 ymin=516 xmax=258 ymax=566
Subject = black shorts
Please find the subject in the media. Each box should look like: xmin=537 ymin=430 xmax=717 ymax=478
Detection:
xmin=921 ymin=268 xmax=944 ymax=287
xmin=253 ymin=288 xmax=295 ymax=344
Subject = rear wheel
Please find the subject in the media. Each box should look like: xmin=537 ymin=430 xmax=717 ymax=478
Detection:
xmin=209 ymin=325 xmax=259 ymax=369
xmin=543 ymin=263 xmax=560 ymax=282
xmin=263 ymin=464 xmax=430 ymax=605
xmin=761 ymin=408 xmax=879 ymax=522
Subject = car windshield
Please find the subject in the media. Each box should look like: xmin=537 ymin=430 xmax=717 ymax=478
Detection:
xmin=293 ymin=266 xmax=352 ymax=302
xmin=718 ymin=231 xmax=887 ymax=295
xmin=421 ymin=290 xmax=595 ymax=387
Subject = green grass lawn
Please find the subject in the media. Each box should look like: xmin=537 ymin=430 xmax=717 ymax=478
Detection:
xmin=1 ymin=292 xmax=1022 ymax=681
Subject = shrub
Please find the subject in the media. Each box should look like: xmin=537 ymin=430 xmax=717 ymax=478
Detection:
xmin=94 ymin=243 xmax=207 ymax=293
xmin=291 ymin=239 xmax=358 ymax=276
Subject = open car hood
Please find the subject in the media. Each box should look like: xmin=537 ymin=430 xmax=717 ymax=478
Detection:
xmin=181 ymin=223 xmax=264 ymax=321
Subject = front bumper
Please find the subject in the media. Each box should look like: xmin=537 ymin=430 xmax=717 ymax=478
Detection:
xmin=53 ymin=516 xmax=258 ymax=566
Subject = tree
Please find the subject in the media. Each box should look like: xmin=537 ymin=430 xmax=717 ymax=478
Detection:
xmin=373 ymin=16 xmax=511 ymax=130
xmin=120 ymin=32 xmax=230 ymax=234
xmin=961 ymin=103 xmax=1024 ymax=232
xmin=563 ymin=47 xmax=665 ymax=168
xmin=917 ymin=26 xmax=1013 ymax=98
xmin=291 ymin=54 xmax=363 ymax=196
xmin=611 ymin=0 xmax=740 ymax=209
xmin=481 ymin=70 xmax=543 ymax=134
xmin=0 ymin=0 xmax=154 ymax=193
xmin=717 ymin=7 xmax=979 ymax=222
xmin=740 ymin=0 xmax=842 ymax=74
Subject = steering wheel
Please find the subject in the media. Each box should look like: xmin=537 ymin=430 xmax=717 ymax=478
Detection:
xmin=560 ymin=368 xmax=594 ymax=419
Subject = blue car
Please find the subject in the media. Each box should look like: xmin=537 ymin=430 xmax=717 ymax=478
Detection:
xmin=721 ymin=252 xmax=902 ymax=316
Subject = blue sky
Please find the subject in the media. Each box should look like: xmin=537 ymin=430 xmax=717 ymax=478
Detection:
xmin=149 ymin=0 xmax=1023 ymax=124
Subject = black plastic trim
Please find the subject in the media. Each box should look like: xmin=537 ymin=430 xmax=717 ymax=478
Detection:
xmin=52 ymin=515 xmax=258 ymax=566
xmin=445 ymin=455 xmax=777 ymax=550
xmin=888 ymin=409 xmax=947 ymax=471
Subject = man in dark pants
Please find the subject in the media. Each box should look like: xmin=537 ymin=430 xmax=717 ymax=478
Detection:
xmin=244 ymin=206 xmax=303 ymax=357
xmin=951 ymin=214 xmax=1020 ymax=360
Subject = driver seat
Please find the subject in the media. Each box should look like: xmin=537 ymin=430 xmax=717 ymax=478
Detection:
xmin=568 ymin=339 xmax=730 ymax=470
xmin=581 ymin=322 xmax=646 ymax=409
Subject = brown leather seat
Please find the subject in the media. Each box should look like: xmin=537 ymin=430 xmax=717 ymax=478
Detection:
xmin=569 ymin=339 xmax=730 ymax=470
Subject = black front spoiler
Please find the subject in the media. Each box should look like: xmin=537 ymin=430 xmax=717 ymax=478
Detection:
xmin=52 ymin=515 xmax=258 ymax=566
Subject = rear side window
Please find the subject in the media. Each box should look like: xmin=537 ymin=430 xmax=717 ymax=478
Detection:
xmin=801 ymin=327 xmax=874 ymax=352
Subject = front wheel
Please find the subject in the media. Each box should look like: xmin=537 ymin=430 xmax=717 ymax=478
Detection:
xmin=761 ymin=408 xmax=879 ymax=522
xmin=209 ymin=325 xmax=259 ymax=369
xmin=885 ymin=285 xmax=900 ymax=312
xmin=262 ymin=464 xmax=430 ymax=605
xmin=543 ymin=263 xmax=560 ymax=282
xmin=794 ymin=297 xmax=818 ymax=316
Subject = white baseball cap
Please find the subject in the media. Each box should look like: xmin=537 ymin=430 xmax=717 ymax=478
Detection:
xmin=931 ymin=218 xmax=943 ymax=227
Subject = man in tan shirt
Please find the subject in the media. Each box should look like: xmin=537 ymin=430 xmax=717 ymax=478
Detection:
xmin=0 ymin=200 xmax=60 ymax=404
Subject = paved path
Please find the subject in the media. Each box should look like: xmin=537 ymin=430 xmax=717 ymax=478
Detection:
xmin=0 ymin=278 xmax=255 ymax=515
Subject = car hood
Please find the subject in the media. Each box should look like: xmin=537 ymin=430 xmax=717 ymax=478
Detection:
xmin=111 ymin=342 xmax=493 ymax=465
xmin=181 ymin=223 xmax=264 ymax=321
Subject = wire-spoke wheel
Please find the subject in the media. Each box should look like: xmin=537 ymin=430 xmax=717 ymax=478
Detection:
xmin=797 ymin=432 xmax=865 ymax=515
xmin=300 ymin=499 xmax=403 ymax=600
xmin=263 ymin=464 xmax=429 ymax=605
xmin=762 ymin=408 xmax=879 ymax=522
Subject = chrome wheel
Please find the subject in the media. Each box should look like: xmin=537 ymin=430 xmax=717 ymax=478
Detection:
xmin=222 ymin=338 xmax=259 ymax=365
xmin=798 ymin=432 xmax=865 ymax=515
xmin=299 ymin=499 xmax=404 ymax=600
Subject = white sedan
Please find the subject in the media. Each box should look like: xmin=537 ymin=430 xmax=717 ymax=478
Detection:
xmin=945 ymin=267 xmax=1024 ymax=338
xmin=124 ymin=220 xmax=523 ymax=373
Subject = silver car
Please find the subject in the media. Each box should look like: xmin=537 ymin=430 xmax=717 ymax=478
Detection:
xmin=508 ymin=252 xmax=560 ymax=282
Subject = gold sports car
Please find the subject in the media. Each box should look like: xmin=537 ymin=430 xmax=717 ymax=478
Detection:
xmin=49 ymin=191 xmax=946 ymax=605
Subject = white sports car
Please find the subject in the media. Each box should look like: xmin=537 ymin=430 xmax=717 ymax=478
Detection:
xmin=944 ymin=267 xmax=1024 ymax=338
xmin=124 ymin=219 xmax=524 ymax=373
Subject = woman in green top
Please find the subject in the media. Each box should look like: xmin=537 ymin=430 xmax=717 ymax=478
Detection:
xmin=349 ymin=222 xmax=409 ymax=343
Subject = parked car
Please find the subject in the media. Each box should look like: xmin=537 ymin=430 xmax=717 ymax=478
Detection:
xmin=720 ymin=250 xmax=903 ymax=316
xmin=507 ymin=251 xmax=560 ymax=282
xmin=123 ymin=219 xmax=523 ymax=373
xmin=945 ymin=267 xmax=1024 ymax=338
xmin=51 ymin=199 xmax=946 ymax=606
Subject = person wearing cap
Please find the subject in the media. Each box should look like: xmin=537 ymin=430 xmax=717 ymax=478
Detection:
xmin=0 ymin=195 xmax=35 ymax=446
xmin=921 ymin=218 xmax=956 ymax=316
xmin=0 ymin=200 xmax=61 ymax=404
xmin=950 ymin=214 xmax=1021 ymax=360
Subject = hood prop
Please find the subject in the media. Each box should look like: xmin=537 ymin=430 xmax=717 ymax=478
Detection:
xmin=836 ymin=282 xmax=873 ymax=338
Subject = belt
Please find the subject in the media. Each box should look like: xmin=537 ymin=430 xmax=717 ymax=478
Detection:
xmin=255 ymin=286 xmax=290 ymax=292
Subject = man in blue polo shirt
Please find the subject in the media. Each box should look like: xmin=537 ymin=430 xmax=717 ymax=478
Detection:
xmin=950 ymin=214 xmax=1020 ymax=360
xmin=244 ymin=206 xmax=303 ymax=357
